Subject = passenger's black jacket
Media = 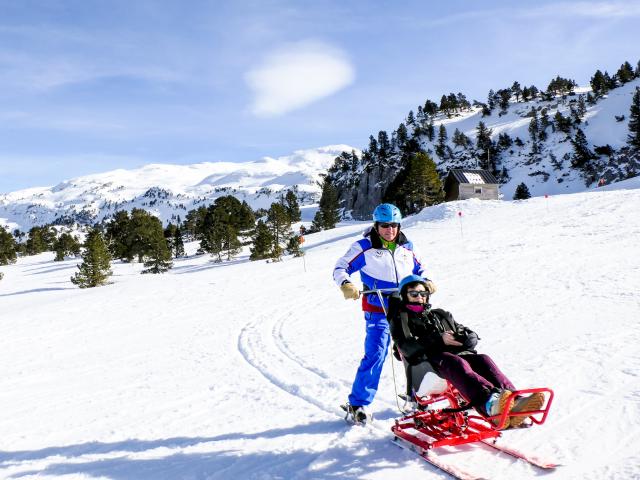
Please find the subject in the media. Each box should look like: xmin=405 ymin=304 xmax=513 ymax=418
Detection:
xmin=387 ymin=294 xmax=479 ymax=365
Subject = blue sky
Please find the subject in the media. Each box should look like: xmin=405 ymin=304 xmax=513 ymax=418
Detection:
xmin=1 ymin=0 xmax=639 ymax=193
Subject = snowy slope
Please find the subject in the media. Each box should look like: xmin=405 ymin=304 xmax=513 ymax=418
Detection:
xmin=0 ymin=145 xmax=357 ymax=231
xmin=1 ymin=182 xmax=639 ymax=480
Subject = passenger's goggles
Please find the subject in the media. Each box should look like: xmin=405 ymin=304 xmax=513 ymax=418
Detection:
xmin=407 ymin=291 xmax=429 ymax=299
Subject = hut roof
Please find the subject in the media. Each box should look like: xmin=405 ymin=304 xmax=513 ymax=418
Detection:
xmin=446 ymin=169 xmax=499 ymax=185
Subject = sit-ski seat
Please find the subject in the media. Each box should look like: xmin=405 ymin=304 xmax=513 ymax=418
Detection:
xmin=402 ymin=357 xmax=448 ymax=399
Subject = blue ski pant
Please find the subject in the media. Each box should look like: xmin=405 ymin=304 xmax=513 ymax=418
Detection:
xmin=348 ymin=312 xmax=390 ymax=407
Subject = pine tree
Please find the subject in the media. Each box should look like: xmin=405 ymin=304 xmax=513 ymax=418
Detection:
xmin=617 ymin=61 xmax=635 ymax=84
xmin=406 ymin=110 xmax=416 ymax=126
xmin=511 ymin=81 xmax=522 ymax=102
xmin=497 ymin=89 xmax=511 ymax=112
xmin=571 ymin=128 xmax=595 ymax=169
xmin=200 ymin=207 xmax=227 ymax=261
xmin=513 ymin=183 xmax=531 ymax=200
xmin=436 ymin=124 xmax=448 ymax=158
xmin=452 ymin=128 xmax=470 ymax=149
xmin=475 ymin=121 xmax=493 ymax=167
xmin=528 ymin=108 xmax=539 ymax=142
xmin=314 ymin=178 xmax=340 ymax=230
xmin=425 ymin=120 xmax=435 ymax=142
xmin=250 ymin=220 xmax=273 ymax=260
xmin=590 ymin=69 xmax=608 ymax=97
xmin=391 ymin=153 xmax=444 ymax=214
xmin=183 ymin=206 xmax=208 ymax=240
xmin=628 ymin=87 xmax=640 ymax=152
xmin=423 ymin=99 xmax=438 ymax=117
xmin=53 ymin=232 xmax=81 ymax=261
xmin=164 ymin=223 xmax=178 ymax=256
xmin=266 ymin=202 xmax=291 ymax=261
xmin=284 ymin=189 xmax=302 ymax=223
xmin=106 ymin=210 xmax=133 ymax=261
xmin=174 ymin=225 xmax=185 ymax=257
xmin=497 ymin=132 xmax=513 ymax=150
xmin=141 ymin=227 xmax=173 ymax=273
xmin=457 ymin=92 xmax=470 ymax=111
xmin=440 ymin=94 xmax=451 ymax=116
xmin=286 ymin=235 xmax=304 ymax=257
xmin=0 ymin=226 xmax=18 ymax=265
xmin=540 ymin=108 xmax=550 ymax=141
xmin=128 ymin=208 xmax=163 ymax=263
xmin=395 ymin=122 xmax=408 ymax=150
xmin=310 ymin=210 xmax=324 ymax=233
xmin=377 ymin=130 xmax=391 ymax=160
xmin=26 ymin=226 xmax=55 ymax=255
xmin=487 ymin=89 xmax=496 ymax=110
xmin=71 ymin=229 xmax=112 ymax=288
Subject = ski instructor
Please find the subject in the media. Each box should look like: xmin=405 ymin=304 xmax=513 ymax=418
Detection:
xmin=333 ymin=203 xmax=435 ymax=423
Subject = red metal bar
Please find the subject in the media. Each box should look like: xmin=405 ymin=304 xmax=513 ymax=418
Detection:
xmin=392 ymin=384 xmax=555 ymax=451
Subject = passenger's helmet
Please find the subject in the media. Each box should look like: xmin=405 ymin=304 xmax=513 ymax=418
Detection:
xmin=398 ymin=274 xmax=428 ymax=296
xmin=372 ymin=203 xmax=402 ymax=223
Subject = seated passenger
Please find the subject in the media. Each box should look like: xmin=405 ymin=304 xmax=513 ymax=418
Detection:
xmin=388 ymin=274 xmax=544 ymax=428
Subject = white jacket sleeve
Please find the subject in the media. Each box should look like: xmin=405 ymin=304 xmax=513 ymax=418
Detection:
xmin=333 ymin=241 xmax=364 ymax=286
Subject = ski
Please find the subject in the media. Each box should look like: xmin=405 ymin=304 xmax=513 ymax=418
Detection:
xmin=393 ymin=436 xmax=488 ymax=480
xmin=480 ymin=439 xmax=560 ymax=469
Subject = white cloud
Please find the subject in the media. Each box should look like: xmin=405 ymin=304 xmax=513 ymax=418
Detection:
xmin=245 ymin=40 xmax=355 ymax=117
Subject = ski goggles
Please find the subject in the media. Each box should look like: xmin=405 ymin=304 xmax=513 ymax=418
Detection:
xmin=378 ymin=222 xmax=399 ymax=229
xmin=407 ymin=291 xmax=429 ymax=299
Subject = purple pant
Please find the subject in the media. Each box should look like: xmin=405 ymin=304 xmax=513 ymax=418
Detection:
xmin=429 ymin=352 xmax=515 ymax=408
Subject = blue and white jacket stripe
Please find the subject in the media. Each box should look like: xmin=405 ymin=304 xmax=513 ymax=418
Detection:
xmin=333 ymin=227 xmax=427 ymax=310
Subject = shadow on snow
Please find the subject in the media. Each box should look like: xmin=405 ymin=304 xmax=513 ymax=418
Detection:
xmin=1 ymin=420 xmax=413 ymax=480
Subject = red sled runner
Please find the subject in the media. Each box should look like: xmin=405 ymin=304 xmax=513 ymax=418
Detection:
xmin=392 ymin=382 xmax=556 ymax=480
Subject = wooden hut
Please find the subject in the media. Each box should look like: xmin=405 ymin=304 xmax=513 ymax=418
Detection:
xmin=444 ymin=169 xmax=500 ymax=201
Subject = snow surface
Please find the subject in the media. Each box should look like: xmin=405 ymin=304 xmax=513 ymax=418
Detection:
xmin=1 ymin=183 xmax=639 ymax=480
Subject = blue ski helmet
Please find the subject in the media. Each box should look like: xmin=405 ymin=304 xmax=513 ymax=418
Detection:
xmin=398 ymin=274 xmax=428 ymax=295
xmin=398 ymin=274 xmax=431 ymax=306
xmin=372 ymin=203 xmax=402 ymax=223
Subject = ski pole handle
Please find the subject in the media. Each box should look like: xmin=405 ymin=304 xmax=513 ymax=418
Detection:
xmin=361 ymin=288 xmax=398 ymax=295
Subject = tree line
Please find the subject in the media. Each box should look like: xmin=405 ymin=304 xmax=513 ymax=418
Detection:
xmin=0 ymin=188 xmax=331 ymax=287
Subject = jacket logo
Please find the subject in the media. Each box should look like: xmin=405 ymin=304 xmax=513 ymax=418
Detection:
xmin=375 ymin=251 xmax=384 ymax=257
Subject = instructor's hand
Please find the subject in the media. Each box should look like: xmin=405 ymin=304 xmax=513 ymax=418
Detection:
xmin=340 ymin=282 xmax=360 ymax=300
xmin=425 ymin=280 xmax=437 ymax=294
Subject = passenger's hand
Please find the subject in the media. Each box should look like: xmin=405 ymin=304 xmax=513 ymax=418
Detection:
xmin=425 ymin=280 xmax=437 ymax=294
xmin=340 ymin=282 xmax=360 ymax=300
xmin=442 ymin=331 xmax=463 ymax=346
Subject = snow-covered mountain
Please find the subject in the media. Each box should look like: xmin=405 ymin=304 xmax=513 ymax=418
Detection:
xmin=430 ymin=79 xmax=640 ymax=198
xmin=1 ymin=180 xmax=639 ymax=479
xmin=0 ymin=145 xmax=357 ymax=231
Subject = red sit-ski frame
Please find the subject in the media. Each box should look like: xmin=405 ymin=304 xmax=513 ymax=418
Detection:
xmin=392 ymin=384 xmax=554 ymax=450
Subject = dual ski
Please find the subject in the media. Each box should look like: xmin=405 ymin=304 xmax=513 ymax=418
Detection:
xmin=394 ymin=435 xmax=559 ymax=480
xmin=480 ymin=439 xmax=560 ymax=469
xmin=393 ymin=436 xmax=487 ymax=480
